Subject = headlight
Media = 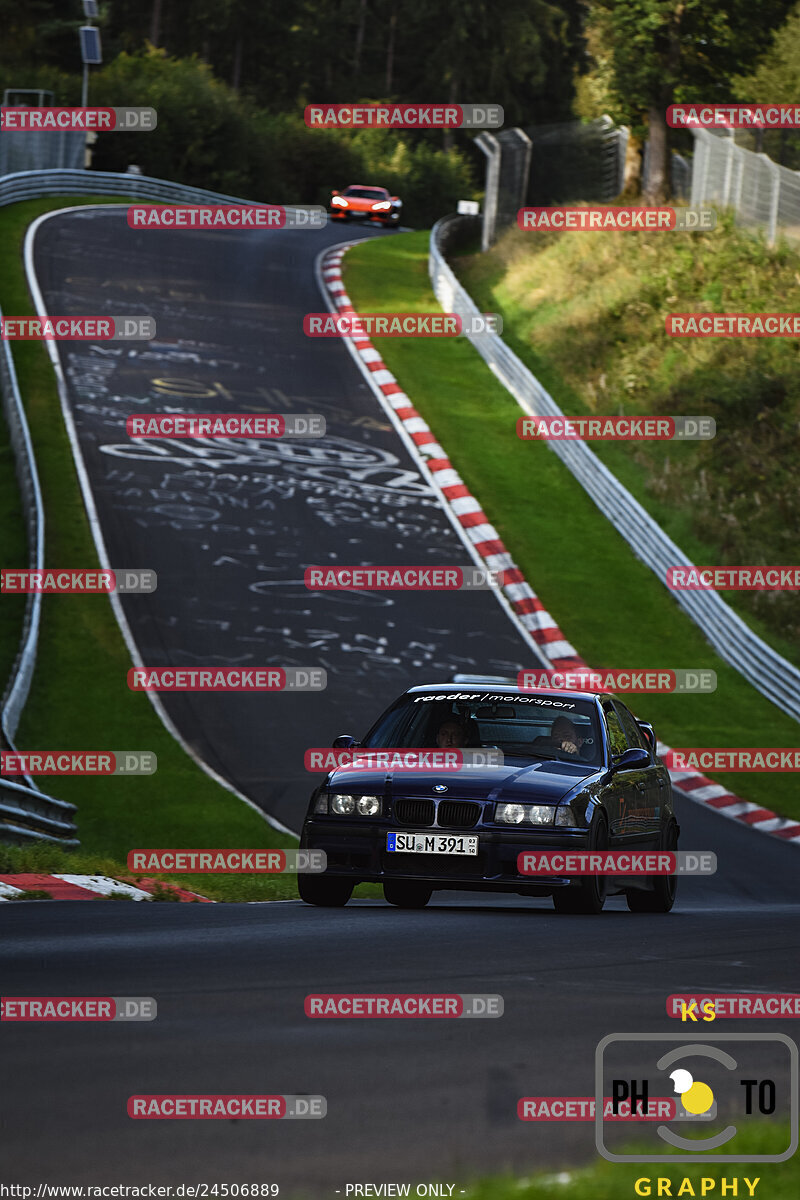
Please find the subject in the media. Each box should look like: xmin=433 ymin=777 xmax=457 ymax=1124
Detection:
xmin=330 ymin=793 xmax=355 ymax=815
xmin=527 ymin=805 xmax=555 ymax=825
xmin=371 ymin=201 xmax=391 ymax=210
xmin=313 ymin=794 xmax=329 ymax=815
xmin=356 ymin=795 xmax=382 ymax=817
xmin=496 ymin=802 xmax=555 ymax=825
xmin=496 ymin=802 xmax=525 ymax=824
xmin=555 ymin=805 xmax=577 ymax=827
xmin=331 ymin=196 xmax=348 ymax=207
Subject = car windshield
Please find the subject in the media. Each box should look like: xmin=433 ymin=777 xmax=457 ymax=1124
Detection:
xmin=362 ymin=692 xmax=603 ymax=767
xmin=343 ymin=187 xmax=388 ymax=199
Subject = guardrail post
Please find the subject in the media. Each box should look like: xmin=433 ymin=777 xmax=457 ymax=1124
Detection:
xmin=475 ymin=132 xmax=501 ymax=252
xmin=762 ymin=155 xmax=780 ymax=246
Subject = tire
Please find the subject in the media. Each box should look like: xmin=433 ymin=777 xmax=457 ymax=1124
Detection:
xmin=384 ymin=880 xmax=432 ymax=909
xmin=626 ymin=820 xmax=678 ymax=913
xmin=552 ymin=811 xmax=609 ymax=914
xmin=297 ymin=874 xmax=353 ymax=907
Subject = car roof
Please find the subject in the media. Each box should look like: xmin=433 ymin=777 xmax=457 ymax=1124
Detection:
xmin=405 ymin=683 xmax=610 ymax=703
xmin=345 ymin=183 xmax=388 ymax=191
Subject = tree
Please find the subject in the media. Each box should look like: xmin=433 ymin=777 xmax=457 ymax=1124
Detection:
xmin=734 ymin=2 xmax=800 ymax=167
xmin=587 ymin=0 xmax=796 ymax=200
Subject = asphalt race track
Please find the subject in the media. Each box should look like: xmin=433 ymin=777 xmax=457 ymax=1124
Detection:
xmin=4 ymin=208 xmax=799 ymax=1194
xmin=29 ymin=207 xmax=537 ymax=832
xmin=2 ymin=796 xmax=799 ymax=1189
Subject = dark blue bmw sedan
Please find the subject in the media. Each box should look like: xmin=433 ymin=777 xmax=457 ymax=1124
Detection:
xmin=298 ymin=683 xmax=678 ymax=914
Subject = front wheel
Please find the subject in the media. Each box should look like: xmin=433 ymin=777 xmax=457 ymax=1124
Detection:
xmin=384 ymin=880 xmax=432 ymax=909
xmin=626 ymin=820 xmax=679 ymax=913
xmin=298 ymin=874 xmax=353 ymax=907
xmin=552 ymin=811 xmax=609 ymax=914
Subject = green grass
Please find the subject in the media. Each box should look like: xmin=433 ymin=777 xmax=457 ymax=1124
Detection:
xmin=455 ymin=213 xmax=800 ymax=668
xmin=343 ymin=231 xmax=800 ymax=822
xmin=461 ymin=1123 xmax=795 ymax=1199
xmin=0 ymin=197 xmax=299 ymax=901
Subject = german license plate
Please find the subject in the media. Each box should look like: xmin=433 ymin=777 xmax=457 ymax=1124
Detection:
xmin=386 ymin=832 xmax=478 ymax=856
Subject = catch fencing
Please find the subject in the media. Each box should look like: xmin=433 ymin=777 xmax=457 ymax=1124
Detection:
xmin=690 ymin=127 xmax=800 ymax=245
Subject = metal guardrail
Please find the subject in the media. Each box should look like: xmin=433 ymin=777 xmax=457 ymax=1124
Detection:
xmin=0 ymin=300 xmax=78 ymax=844
xmin=0 ymin=166 xmax=311 ymax=212
xmin=429 ymin=213 xmax=800 ymax=724
xmin=0 ymin=301 xmax=43 ymax=742
xmin=0 ymin=778 xmax=78 ymax=846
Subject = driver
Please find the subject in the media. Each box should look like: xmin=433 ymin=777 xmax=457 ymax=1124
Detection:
xmin=549 ymin=716 xmax=585 ymax=756
xmin=436 ymin=719 xmax=467 ymax=748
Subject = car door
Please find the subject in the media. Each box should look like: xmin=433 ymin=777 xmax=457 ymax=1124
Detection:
xmin=599 ymin=700 xmax=635 ymax=841
xmin=613 ymin=700 xmax=663 ymax=840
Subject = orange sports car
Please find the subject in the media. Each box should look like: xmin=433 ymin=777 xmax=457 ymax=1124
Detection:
xmin=329 ymin=184 xmax=402 ymax=225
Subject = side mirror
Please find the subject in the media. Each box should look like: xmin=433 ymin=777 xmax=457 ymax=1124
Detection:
xmin=330 ymin=189 xmax=339 ymax=196
xmin=611 ymin=747 xmax=650 ymax=771
xmin=637 ymin=721 xmax=656 ymax=751
xmin=332 ymin=734 xmax=360 ymax=749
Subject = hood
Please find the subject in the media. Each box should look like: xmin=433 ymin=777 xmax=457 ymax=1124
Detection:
xmin=326 ymin=757 xmax=599 ymax=803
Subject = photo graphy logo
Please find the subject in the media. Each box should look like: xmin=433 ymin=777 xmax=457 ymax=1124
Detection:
xmin=595 ymin=1033 xmax=798 ymax=1162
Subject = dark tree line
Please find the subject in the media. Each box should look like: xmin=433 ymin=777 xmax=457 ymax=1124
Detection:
xmin=0 ymin=0 xmax=586 ymax=128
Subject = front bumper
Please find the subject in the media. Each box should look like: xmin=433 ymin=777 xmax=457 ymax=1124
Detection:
xmin=329 ymin=209 xmax=399 ymax=223
xmin=301 ymin=818 xmax=590 ymax=894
